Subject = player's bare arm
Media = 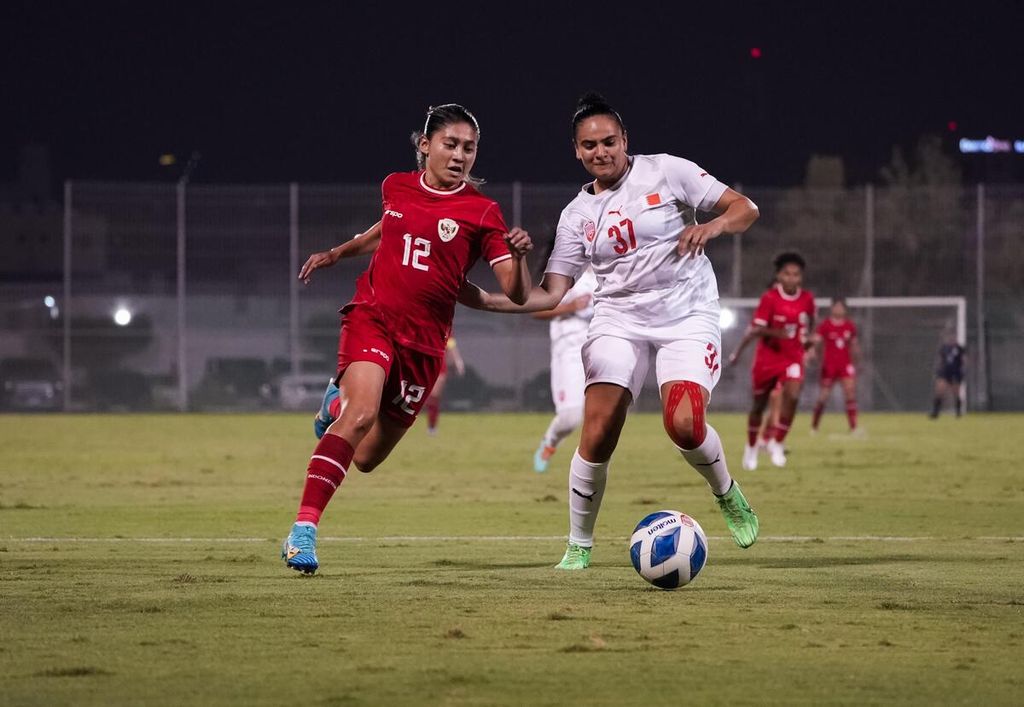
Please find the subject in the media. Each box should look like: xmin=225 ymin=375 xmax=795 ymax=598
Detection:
xmin=491 ymin=227 xmax=534 ymax=305
xmin=530 ymin=293 xmax=591 ymax=321
xmin=459 ymin=272 xmax=573 ymax=314
xmin=677 ymin=188 xmax=759 ymax=258
xmin=298 ymin=220 xmax=383 ymax=284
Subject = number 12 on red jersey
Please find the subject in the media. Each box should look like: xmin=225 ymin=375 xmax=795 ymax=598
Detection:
xmin=402 ymin=234 xmax=431 ymax=271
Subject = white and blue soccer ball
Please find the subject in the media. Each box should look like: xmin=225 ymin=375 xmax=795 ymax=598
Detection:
xmin=629 ymin=510 xmax=708 ymax=590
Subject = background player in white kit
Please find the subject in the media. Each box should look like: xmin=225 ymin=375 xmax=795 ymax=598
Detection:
xmin=530 ymin=267 xmax=597 ymax=472
xmin=461 ymin=93 xmax=761 ymax=569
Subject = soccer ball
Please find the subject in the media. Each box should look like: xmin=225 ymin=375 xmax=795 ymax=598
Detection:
xmin=629 ymin=510 xmax=708 ymax=590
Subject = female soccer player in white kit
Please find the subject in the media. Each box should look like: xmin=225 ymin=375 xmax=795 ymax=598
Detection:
xmin=461 ymin=93 xmax=761 ymax=569
xmin=530 ymin=267 xmax=597 ymax=472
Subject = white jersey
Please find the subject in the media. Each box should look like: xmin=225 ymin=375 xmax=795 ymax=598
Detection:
xmin=549 ymin=268 xmax=597 ymax=358
xmin=545 ymin=154 xmax=727 ymax=340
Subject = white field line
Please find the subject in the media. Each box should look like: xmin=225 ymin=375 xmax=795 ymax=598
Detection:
xmin=4 ymin=535 xmax=1023 ymax=543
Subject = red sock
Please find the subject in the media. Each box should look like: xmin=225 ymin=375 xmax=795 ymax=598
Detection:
xmin=761 ymin=426 xmax=775 ymax=443
xmin=774 ymin=414 xmax=794 ymax=443
xmin=296 ymin=434 xmax=354 ymax=525
xmin=747 ymin=413 xmax=762 ymax=446
xmin=812 ymin=402 xmax=825 ymax=430
xmin=846 ymin=400 xmax=858 ymax=430
xmin=426 ymin=397 xmax=440 ymax=430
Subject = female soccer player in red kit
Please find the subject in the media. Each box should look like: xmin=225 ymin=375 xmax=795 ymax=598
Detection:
xmin=811 ymin=298 xmax=860 ymax=432
xmin=282 ymin=104 xmax=533 ymax=574
xmin=729 ymin=252 xmax=815 ymax=470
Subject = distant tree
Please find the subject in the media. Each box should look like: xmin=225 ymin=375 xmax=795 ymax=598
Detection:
xmin=875 ymin=134 xmax=968 ymax=295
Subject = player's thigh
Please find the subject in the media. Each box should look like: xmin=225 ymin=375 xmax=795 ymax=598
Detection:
xmin=353 ymin=414 xmax=411 ymax=473
xmin=551 ymin=349 xmax=587 ymax=412
xmin=579 ymin=382 xmax=633 ymax=463
xmin=330 ymin=362 xmax=388 ymax=440
xmin=581 ymin=335 xmax=649 ymax=405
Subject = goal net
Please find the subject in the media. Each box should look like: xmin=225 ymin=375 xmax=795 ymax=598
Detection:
xmin=714 ymin=296 xmax=967 ymax=413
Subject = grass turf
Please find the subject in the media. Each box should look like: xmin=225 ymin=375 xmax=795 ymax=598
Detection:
xmin=1 ymin=412 xmax=1022 ymax=705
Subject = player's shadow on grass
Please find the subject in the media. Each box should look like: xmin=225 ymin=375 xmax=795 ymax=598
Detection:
xmin=428 ymin=559 xmax=557 ymax=570
xmin=713 ymin=553 xmax=999 ymax=569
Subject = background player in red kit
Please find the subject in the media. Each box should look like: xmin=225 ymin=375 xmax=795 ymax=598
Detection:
xmin=811 ymin=298 xmax=860 ymax=433
xmin=282 ymin=104 xmax=533 ymax=574
xmin=729 ymin=252 xmax=815 ymax=470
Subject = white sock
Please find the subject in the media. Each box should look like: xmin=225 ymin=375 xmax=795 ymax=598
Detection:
xmin=543 ymin=405 xmax=583 ymax=449
xmin=677 ymin=424 xmax=732 ymax=496
xmin=567 ymin=449 xmax=609 ymax=547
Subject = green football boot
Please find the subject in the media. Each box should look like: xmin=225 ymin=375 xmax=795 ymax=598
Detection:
xmin=715 ymin=481 xmax=760 ymax=548
xmin=555 ymin=543 xmax=592 ymax=570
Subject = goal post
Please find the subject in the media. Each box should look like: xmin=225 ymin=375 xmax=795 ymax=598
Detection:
xmin=717 ymin=296 xmax=968 ymax=413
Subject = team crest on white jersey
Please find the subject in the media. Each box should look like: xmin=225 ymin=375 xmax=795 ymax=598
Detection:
xmin=438 ymin=218 xmax=459 ymax=242
xmin=583 ymin=219 xmax=596 ymax=242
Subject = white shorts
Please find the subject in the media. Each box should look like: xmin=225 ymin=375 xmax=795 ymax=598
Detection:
xmin=550 ymin=349 xmax=586 ymax=414
xmin=580 ymin=309 xmax=722 ymax=403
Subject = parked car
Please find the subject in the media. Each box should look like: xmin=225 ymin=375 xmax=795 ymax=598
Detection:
xmin=278 ymin=372 xmax=332 ymax=411
xmin=192 ymin=357 xmax=275 ymax=410
xmin=0 ymin=357 xmax=63 ymax=411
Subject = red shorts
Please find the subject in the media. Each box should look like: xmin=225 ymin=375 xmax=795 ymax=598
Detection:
xmin=821 ymin=362 xmax=855 ymax=384
xmin=336 ymin=304 xmax=444 ymax=428
xmin=752 ymin=359 xmax=804 ymax=396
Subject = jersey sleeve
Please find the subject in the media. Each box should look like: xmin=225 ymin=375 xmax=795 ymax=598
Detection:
xmin=816 ymin=320 xmax=827 ymax=337
xmin=752 ymin=292 xmax=773 ymax=328
xmin=478 ymin=202 xmax=512 ymax=267
xmin=849 ymin=322 xmax=858 ymax=339
xmin=545 ymin=208 xmax=588 ymax=281
xmin=659 ymin=154 xmax=728 ymax=212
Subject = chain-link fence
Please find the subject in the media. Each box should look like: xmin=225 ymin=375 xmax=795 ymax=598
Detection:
xmin=1 ymin=181 xmax=1020 ymax=412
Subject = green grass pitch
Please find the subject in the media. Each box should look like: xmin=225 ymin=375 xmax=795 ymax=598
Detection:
xmin=1 ymin=412 xmax=1023 ymax=705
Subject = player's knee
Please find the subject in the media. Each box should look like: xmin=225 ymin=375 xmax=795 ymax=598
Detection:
xmin=560 ymin=405 xmax=584 ymax=431
xmin=337 ymin=403 xmax=379 ymax=439
xmin=663 ymin=381 xmax=706 ymax=450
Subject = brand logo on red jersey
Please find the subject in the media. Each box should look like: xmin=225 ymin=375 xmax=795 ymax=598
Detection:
xmin=705 ymin=343 xmax=720 ymax=374
xmin=385 ymin=209 xmax=403 ymax=219
xmin=583 ymin=220 xmax=596 ymax=242
xmin=438 ymin=218 xmax=459 ymax=242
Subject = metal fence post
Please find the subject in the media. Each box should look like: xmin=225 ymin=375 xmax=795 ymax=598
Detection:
xmin=62 ymin=180 xmax=72 ymax=411
xmin=176 ymin=180 xmax=188 ymax=411
xmin=290 ymin=183 xmax=300 ymax=376
xmin=975 ymin=183 xmax=988 ymax=410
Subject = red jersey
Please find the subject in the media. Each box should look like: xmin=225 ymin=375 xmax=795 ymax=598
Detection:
xmin=817 ymin=318 xmax=857 ymax=368
xmin=347 ymin=171 xmax=513 ymax=356
xmin=752 ymin=285 xmax=816 ymax=367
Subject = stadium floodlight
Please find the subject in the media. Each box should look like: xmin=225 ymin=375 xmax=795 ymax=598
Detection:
xmin=43 ymin=295 xmax=56 ymax=308
xmin=113 ymin=307 xmax=133 ymax=326
xmin=720 ymin=307 xmax=737 ymax=330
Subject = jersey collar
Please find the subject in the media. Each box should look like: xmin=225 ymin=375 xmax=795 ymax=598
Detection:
xmin=775 ymin=283 xmax=803 ymax=301
xmin=419 ymin=172 xmax=467 ymax=196
xmin=581 ymin=156 xmax=633 ymax=198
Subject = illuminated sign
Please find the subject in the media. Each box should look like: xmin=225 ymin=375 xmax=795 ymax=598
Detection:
xmin=959 ymin=136 xmax=1024 ymax=154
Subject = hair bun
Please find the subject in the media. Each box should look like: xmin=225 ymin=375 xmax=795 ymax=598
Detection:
xmin=576 ymin=91 xmax=608 ymax=110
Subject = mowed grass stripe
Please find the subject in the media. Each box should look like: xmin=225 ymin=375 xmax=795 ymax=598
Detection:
xmin=7 ymin=534 xmax=1024 ymax=542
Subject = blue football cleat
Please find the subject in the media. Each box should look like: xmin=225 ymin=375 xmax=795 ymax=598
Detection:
xmin=533 ymin=442 xmax=556 ymax=473
xmin=281 ymin=523 xmax=319 ymax=575
xmin=313 ymin=378 xmax=340 ymax=439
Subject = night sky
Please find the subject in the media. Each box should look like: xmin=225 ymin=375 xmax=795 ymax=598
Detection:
xmin=3 ymin=1 xmax=1021 ymax=189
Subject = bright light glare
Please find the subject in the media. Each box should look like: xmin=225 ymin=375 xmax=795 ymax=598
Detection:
xmin=44 ymin=295 xmax=56 ymax=308
xmin=719 ymin=307 xmax=737 ymax=330
xmin=113 ymin=308 xmax=132 ymax=326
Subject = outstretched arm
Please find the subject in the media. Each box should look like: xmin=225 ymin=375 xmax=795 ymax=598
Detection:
xmin=459 ymin=272 xmax=574 ymax=314
xmin=298 ymin=220 xmax=383 ymax=284
xmin=530 ymin=293 xmax=591 ymax=321
xmin=677 ymin=188 xmax=759 ymax=258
